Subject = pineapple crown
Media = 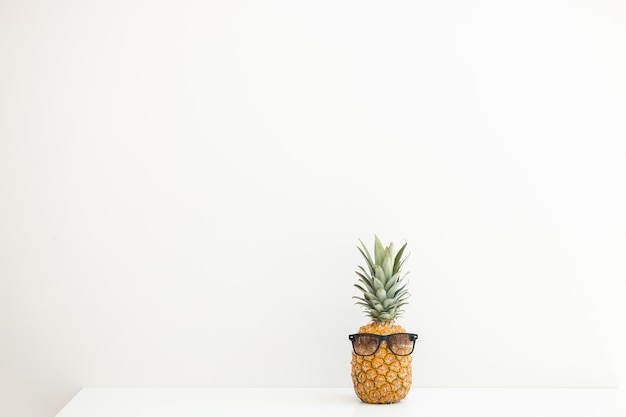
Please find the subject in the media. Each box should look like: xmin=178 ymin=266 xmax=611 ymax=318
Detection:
xmin=353 ymin=235 xmax=410 ymax=323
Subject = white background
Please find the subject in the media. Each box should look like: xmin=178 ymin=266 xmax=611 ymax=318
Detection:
xmin=1 ymin=1 xmax=625 ymax=416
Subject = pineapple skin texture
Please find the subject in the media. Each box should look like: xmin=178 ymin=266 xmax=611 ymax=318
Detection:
xmin=351 ymin=322 xmax=412 ymax=404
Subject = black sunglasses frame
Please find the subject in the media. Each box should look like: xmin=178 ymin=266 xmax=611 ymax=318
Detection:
xmin=348 ymin=332 xmax=418 ymax=357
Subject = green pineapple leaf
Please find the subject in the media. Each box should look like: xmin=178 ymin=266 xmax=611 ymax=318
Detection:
xmin=354 ymin=235 xmax=412 ymax=323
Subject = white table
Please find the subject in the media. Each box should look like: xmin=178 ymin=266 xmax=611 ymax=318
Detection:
xmin=55 ymin=387 xmax=623 ymax=417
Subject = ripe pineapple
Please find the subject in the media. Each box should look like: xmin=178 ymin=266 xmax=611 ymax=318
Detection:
xmin=350 ymin=236 xmax=414 ymax=404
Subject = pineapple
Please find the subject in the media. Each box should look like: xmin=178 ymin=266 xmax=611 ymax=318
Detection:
xmin=350 ymin=236 xmax=414 ymax=404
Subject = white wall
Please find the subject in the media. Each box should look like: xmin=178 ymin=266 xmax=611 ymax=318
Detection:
xmin=1 ymin=1 xmax=625 ymax=416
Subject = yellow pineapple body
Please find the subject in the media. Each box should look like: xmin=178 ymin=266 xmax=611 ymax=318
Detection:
xmin=351 ymin=321 xmax=412 ymax=404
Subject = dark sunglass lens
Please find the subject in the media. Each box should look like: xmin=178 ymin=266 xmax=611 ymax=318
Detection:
xmin=352 ymin=334 xmax=379 ymax=356
xmin=388 ymin=333 xmax=414 ymax=355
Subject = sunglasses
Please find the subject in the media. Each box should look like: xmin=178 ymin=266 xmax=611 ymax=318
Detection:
xmin=348 ymin=333 xmax=418 ymax=356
